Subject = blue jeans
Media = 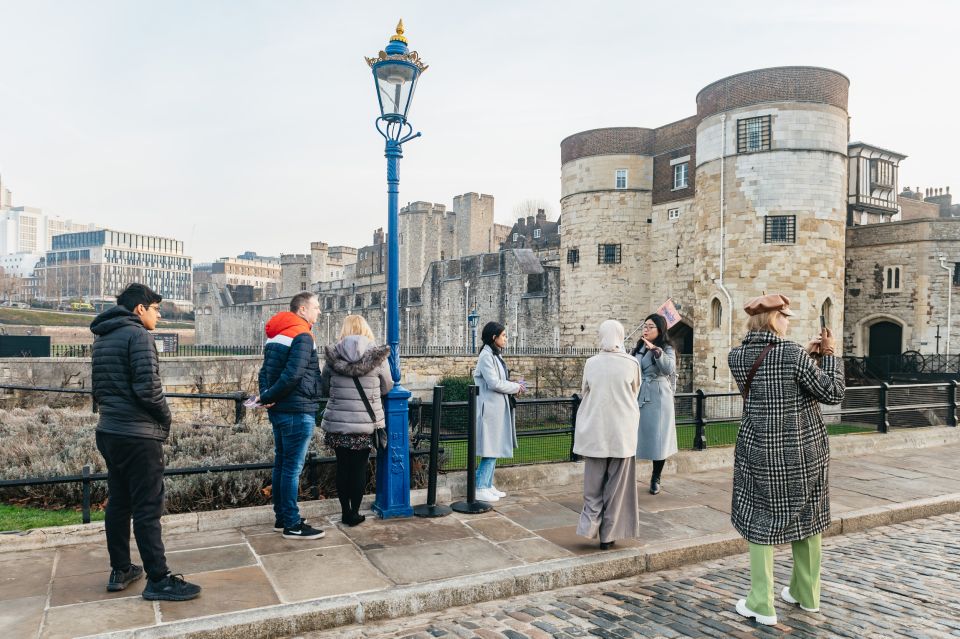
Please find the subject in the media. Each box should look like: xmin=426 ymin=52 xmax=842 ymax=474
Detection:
xmin=476 ymin=457 xmax=496 ymax=489
xmin=269 ymin=412 xmax=316 ymax=528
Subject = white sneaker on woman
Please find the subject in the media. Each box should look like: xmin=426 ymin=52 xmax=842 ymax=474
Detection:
xmin=735 ymin=599 xmax=777 ymax=626
xmin=781 ymin=586 xmax=819 ymax=612
xmin=474 ymin=488 xmax=499 ymax=502
xmin=491 ymin=486 xmax=506 ymax=498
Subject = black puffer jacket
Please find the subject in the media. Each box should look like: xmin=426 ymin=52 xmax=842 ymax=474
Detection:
xmin=91 ymin=306 xmax=172 ymax=441
xmin=257 ymin=312 xmax=322 ymax=414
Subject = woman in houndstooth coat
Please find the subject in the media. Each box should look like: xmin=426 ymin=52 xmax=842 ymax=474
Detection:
xmin=727 ymin=293 xmax=844 ymax=626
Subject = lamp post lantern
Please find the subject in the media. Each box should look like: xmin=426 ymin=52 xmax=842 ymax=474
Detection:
xmin=366 ymin=20 xmax=427 ymax=519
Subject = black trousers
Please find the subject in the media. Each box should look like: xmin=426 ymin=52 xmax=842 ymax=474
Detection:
xmin=334 ymin=447 xmax=370 ymax=517
xmin=652 ymin=459 xmax=666 ymax=481
xmin=95 ymin=432 xmax=169 ymax=581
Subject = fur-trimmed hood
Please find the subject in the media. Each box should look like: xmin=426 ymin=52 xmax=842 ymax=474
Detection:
xmin=324 ymin=335 xmax=390 ymax=377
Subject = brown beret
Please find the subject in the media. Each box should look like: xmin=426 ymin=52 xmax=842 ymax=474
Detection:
xmin=743 ymin=293 xmax=795 ymax=317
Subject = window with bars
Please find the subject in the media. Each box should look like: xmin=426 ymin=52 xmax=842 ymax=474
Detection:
xmin=870 ymin=159 xmax=895 ymax=188
xmin=566 ymin=248 xmax=579 ymax=265
xmin=615 ymin=169 xmax=627 ymax=189
xmin=598 ymin=243 xmax=621 ymax=264
xmin=764 ymin=215 xmax=796 ymax=244
xmin=737 ymin=116 xmax=771 ymax=153
xmin=355 ymin=294 xmax=363 ymax=307
xmin=954 ymin=264 xmax=960 ymax=287
xmin=672 ymin=163 xmax=689 ymax=189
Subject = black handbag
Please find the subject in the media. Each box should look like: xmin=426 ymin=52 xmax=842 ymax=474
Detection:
xmin=352 ymin=377 xmax=387 ymax=451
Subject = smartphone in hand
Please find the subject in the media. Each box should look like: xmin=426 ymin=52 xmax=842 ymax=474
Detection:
xmin=243 ymin=396 xmax=261 ymax=408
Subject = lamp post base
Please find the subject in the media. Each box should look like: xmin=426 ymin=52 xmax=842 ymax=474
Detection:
xmin=413 ymin=503 xmax=452 ymax=518
xmin=450 ymin=500 xmax=493 ymax=514
xmin=373 ymin=384 xmax=414 ymax=519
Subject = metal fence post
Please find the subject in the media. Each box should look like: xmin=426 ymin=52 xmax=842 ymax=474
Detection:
xmin=234 ymin=392 xmax=247 ymax=424
xmin=451 ymin=384 xmax=491 ymax=514
xmin=693 ymin=389 xmax=707 ymax=450
xmin=949 ymin=381 xmax=958 ymax=427
xmin=569 ymin=393 xmax=581 ymax=462
xmin=306 ymin=452 xmax=320 ymax=500
xmin=414 ymin=386 xmax=451 ymax=517
xmin=878 ymin=382 xmax=890 ymax=433
xmin=82 ymin=464 xmax=91 ymax=524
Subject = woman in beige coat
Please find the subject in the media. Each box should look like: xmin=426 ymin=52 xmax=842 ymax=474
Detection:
xmin=573 ymin=320 xmax=642 ymax=549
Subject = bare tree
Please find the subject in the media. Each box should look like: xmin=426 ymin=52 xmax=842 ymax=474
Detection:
xmin=511 ymin=199 xmax=555 ymax=220
xmin=0 ymin=267 xmax=21 ymax=303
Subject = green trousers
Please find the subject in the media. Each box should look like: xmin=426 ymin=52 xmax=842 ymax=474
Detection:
xmin=746 ymin=534 xmax=821 ymax=616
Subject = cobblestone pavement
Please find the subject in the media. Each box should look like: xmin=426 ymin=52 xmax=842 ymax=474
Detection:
xmin=297 ymin=512 xmax=960 ymax=638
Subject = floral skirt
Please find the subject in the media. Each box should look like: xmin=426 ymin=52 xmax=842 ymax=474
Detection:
xmin=324 ymin=431 xmax=373 ymax=451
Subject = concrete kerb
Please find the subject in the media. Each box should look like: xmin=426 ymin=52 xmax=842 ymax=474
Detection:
xmin=81 ymin=491 xmax=960 ymax=639
xmin=0 ymin=488 xmax=449 ymax=554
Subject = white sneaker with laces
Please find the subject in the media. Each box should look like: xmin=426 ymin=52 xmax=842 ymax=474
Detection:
xmin=474 ymin=488 xmax=499 ymax=502
xmin=491 ymin=486 xmax=506 ymax=498
xmin=735 ymin=599 xmax=777 ymax=626
xmin=781 ymin=586 xmax=819 ymax=612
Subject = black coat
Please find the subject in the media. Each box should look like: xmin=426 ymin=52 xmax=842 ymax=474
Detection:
xmin=258 ymin=333 xmax=322 ymax=414
xmin=91 ymin=306 xmax=172 ymax=441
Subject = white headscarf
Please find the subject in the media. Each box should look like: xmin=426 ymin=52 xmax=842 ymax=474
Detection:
xmin=598 ymin=319 xmax=625 ymax=353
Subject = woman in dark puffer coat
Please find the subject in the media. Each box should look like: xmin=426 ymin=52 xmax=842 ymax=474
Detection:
xmin=320 ymin=315 xmax=392 ymax=526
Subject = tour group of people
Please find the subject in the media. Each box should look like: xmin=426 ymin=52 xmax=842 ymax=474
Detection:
xmin=90 ymin=282 xmax=842 ymax=625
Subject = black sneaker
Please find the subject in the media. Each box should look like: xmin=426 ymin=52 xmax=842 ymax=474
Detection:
xmin=275 ymin=517 xmax=304 ymax=532
xmin=106 ymin=564 xmax=144 ymax=592
xmin=282 ymin=521 xmax=325 ymax=540
xmin=142 ymin=573 xmax=202 ymax=601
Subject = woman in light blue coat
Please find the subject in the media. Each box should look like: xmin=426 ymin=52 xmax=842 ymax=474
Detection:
xmin=631 ymin=313 xmax=678 ymax=495
xmin=472 ymin=321 xmax=526 ymax=503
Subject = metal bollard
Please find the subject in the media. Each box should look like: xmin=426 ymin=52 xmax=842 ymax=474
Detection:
xmin=879 ymin=382 xmax=890 ymax=433
xmin=414 ymin=386 xmax=452 ymax=517
xmin=451 ymin=385 xmax=492 ymax=514
xmin=693 ymin=389 xmax=707 ymax=450
xmin=234 ymin=392 xmax=247 ymax=424
xmin=82 ymin=465 xmax=91 ymax=524
xmin=569 ymin=393 xmax=581 ymax=462
xmin=950 ymin=380 xmax=959 ymax=428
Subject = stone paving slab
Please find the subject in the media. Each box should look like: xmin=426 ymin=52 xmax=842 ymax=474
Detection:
xmin=6 ymin=435 xmax=960 ymax=638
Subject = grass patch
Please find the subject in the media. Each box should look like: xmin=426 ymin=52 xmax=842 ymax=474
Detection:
xmin=439 ymin=422 xmax=877 ymax=470
xmin=0 ymin=307 xmax=193 ymax=329
xmin=0 ymin=503 xmax=104 ymax=531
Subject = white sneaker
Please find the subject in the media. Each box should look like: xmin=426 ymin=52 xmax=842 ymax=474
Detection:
xmin=474 ymin=488 xmax=499 ymax=502
xmin=491 ymin=486 xmax=506 ymax=498
xmin=781 ymin=586 xmax=819 ymax=612
xmin=736 ymin=599 xmax=777 ymax=626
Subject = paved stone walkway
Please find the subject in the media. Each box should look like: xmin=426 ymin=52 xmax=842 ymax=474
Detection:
xmin=298 ymin=512 xmax=960 ymax=638
xmin=4 ymin=439 xmax=960 ymax=638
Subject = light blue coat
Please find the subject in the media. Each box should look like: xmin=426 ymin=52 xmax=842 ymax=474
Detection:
xmin=635 ymin=345 xmax=678 ymax=461
xmin=473 ymin=345 xmax=522 ymax=458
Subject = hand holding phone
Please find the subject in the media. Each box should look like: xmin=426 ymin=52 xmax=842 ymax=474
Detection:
xmin=243 ymin=396 xmax=262 ymax=408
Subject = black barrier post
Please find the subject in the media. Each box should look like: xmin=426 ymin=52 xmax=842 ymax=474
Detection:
xmin=569 ymin=393 xmax=581 ymax=462
xmin=693 ymin=389 xmax=707 ymax=451
xmin=878 ymin=382 xmax=890 ymax=433
xmin=81 ymin=465 xmax=91 ymax=524
xmin=306 ymin=452 xmax=320 ymax=500
xmin=451 ymin=385 xmax=492 ymax=514
xmin=950 ymin=380 xmax=958 ymax=427
xmin=414 ymin=386 xmax=452 ymax=517
xmin=234 ymin=393 xmax=247 ymax=424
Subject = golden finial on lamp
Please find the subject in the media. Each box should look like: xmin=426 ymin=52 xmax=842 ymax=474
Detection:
xmin=390 ymin=19 xmax=408 ymax=43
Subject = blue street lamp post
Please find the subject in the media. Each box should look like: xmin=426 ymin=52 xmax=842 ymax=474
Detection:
xmin=366 ymin=20 xmax=427 ymax=518
xmin=468 ymin=309 xmax=480 ymax=352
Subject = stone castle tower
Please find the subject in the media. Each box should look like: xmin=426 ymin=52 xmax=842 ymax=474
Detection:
xmin=560 ymin=67 xmax=849 ymax=391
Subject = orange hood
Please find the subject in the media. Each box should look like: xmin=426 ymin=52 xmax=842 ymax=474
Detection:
xmin=264 ymin=312 xmax=312 ymax=339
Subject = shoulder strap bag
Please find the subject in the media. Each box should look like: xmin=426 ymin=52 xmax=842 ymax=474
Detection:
xmin=740 ymin=343 xmax=777 ymax=400
xmin=352 ymin=376 xmax=388 ymax=451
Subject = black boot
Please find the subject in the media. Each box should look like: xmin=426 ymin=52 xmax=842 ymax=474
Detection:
xmin=649 ymin=477 xmax=661 ymax=495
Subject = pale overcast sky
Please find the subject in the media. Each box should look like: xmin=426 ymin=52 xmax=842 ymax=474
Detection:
xmin=0 ymin=0 xmax=956 ymax=262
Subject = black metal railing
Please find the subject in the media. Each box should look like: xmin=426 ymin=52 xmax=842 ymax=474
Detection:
xmin=49 ymin=344 xmax=263 ymax=358
xmin=2 ymin=380 xmax=957 ymax=524
xmin=845 ymin=354 xmax=960 ymax=381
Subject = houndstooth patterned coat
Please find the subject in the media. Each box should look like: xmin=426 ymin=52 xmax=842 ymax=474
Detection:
xmin=728 ymin=330 xmax=845 ymax=545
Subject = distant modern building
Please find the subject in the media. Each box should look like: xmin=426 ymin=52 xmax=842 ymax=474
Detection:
xmin=0 ymin=252 xmax=44 ymax=278
xmin=0 ymin=207 xmax=96 ymax=255
xmin=41 ymin=229 xmax=192 ymax=306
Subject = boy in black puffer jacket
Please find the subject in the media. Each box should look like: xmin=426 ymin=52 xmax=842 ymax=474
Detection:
xmin=91 ymin=283 xmax=201 ymax=601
